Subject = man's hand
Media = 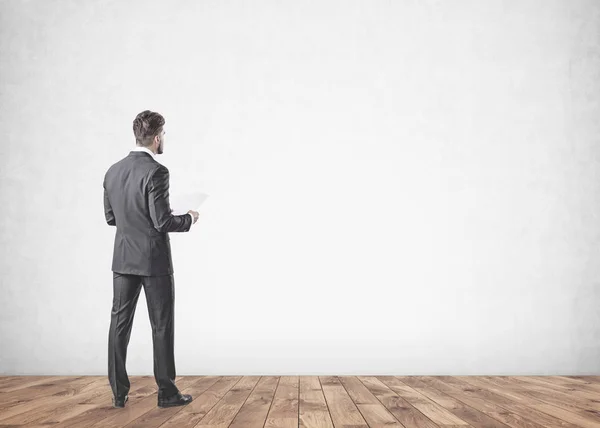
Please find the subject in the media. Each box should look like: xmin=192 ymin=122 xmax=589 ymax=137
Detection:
xmin=187 ymin=210 xmax=199 ymax=224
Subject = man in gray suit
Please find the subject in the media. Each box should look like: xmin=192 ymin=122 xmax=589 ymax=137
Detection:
xmin=103 ymin=110 xmax=199 ymax=408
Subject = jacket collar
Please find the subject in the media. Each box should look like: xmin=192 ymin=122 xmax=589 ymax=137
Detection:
xmin=130 ymin=146 xmax=156 ymax=159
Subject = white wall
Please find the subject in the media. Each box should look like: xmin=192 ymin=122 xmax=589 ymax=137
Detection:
xmin=1 ymin=0 xmax=599 ymax=375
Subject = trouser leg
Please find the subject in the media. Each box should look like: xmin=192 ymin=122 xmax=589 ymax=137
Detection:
xmin=108 ymin=272 xmax=142 ymax=399
xmin=142 ymin=274 xmax=179 ymax=398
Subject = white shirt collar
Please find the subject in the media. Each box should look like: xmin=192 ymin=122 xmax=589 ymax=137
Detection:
xmin=131 ymin=146 xmax=156 ymax=159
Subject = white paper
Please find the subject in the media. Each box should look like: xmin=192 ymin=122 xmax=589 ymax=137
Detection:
xmin=170 ymin=192 xmax=209 ymax=215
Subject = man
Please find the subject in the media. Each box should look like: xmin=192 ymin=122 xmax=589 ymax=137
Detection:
xmin=103 ymin=110 xmax=199 ymax=409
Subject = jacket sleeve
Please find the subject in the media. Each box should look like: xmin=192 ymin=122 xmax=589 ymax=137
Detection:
xmin=103 ymin=180 xmax=116 ymax=226
xmin=147 ymin=165 xmax=192 ymax=233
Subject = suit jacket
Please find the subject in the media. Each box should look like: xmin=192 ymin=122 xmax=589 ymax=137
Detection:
xmin=103 ymin=151 xmax=192 ymax=276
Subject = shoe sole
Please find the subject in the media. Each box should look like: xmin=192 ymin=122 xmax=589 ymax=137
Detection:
xmin=158 ymin=398 xmax=193 ymax=408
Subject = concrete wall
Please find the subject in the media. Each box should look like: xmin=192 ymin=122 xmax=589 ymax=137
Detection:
xmin=1 ymin=0 xmax=599 ymax=375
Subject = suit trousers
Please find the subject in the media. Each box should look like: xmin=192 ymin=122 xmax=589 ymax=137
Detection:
xmin=108 ymin=272 xmax=179 ymax=399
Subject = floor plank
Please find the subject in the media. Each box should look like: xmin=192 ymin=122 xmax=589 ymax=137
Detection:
xmin=0 ymin=376 xmax=98 ymax=411
xmin=320 ymin=376 xmax=369 ymax=427
xmin=0 ymin=375 xmax=598 ymax=428
xmin=125 ymin=376 xmax=221 ymax=428
xmin=265 ymin=376 xmax=300 ymax=428
xmin=298 ymin=376 xmax=334 ymax=428
xmin=193 ymin=375 xmax=261 ymax=428
xmin=229 ymin=376 xmax=279 ymax=428
xmin=160 ymin=376 xmax=243 ymax=428
xmin=394 ymin=376 xmax=510 ymax=428
xmin=420 ymin=376 xmax=548 ymax=428
xmin=0 ymin=377 xmax=107 ymax=425
xmin=338 ymin=375 xmax=404 ymax=427
xmin=455 ymin=376 xmax=582 ymax=428
xmin=359 ymin=376 xmax=467 ymax=427
xmin=50 ymin=376 xmax=157 ymax=428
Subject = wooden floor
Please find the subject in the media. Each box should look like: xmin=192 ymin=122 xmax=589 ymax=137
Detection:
xmin=0 ymin=375 xmax=599 ymax=427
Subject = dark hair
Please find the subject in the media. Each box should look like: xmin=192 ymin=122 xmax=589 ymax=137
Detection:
xmin=133 ymin=110 xmax=165 ymax=147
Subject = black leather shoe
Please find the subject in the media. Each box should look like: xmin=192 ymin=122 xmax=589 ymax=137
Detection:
xmin=157 ymin=392 xmax=193 ymax=408
xmin=112 ymin=395 xmax=128 ymax=408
